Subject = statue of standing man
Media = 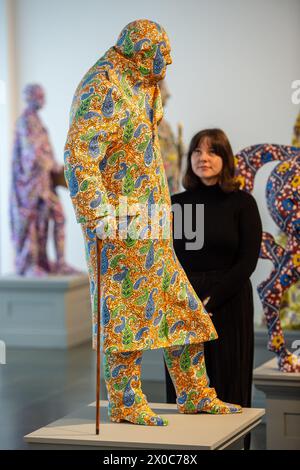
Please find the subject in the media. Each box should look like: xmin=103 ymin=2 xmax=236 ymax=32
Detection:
xmin=10 ymin=84 xmax=79 ymax=276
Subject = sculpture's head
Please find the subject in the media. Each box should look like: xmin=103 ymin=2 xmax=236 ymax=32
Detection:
xmin=23 ymin=84 xmax=45 ymax=110
xmin=114 ymin=19 xmax=172 ymax=82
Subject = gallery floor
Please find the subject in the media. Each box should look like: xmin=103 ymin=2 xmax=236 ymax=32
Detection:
xmin=0 ymin=342 xmax=266 ymax=450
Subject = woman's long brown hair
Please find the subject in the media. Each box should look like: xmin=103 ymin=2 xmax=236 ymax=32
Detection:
xmin=182 ymin=128 xmax=240 ymax=193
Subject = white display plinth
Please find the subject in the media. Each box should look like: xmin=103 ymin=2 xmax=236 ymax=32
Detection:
xmin=24 ymin=401 xmax=265 ymax=450
xmin=253 ymin=358 xmax=300 ymax=450
xmin=0 ymin=274 xmax=91 ymax=349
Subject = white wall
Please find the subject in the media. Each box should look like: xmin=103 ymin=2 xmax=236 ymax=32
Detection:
xmin=2 ymin=0 xmax=300 ymax=322
xmin=0 ymin=0 xmax=17 ymax=277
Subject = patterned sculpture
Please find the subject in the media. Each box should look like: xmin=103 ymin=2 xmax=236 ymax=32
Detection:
xmin=158 ymin=80 xmax=183 ymax=195
xmin=277 ymin=112 xmax=300 ymax=330
xmin=235 ymin=144 xmax=300 ymax=372
xmin=64 ymin=19 xmax=217 ymax=354
xmin=64 ymin=19 xmax=241 ymax=427
xmin=10 ymin=84 xmax=79 ymax=276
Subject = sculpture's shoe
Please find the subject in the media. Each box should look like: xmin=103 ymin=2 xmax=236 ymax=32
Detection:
xmin=200 ymin=397 xmax=242 ymax=414
xmin=177 ymin=395 xmax=242 ymax=415
xmin=109 ymin=398 xmax=168 ymax=426
xmin=24 ymin=265 xmax=49 ymax=277
xmin=52 ymin=261 xmax=82 ymax=275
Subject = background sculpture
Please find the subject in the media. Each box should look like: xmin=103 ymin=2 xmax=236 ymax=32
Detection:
xmin=158 ymin=80 xmax=184 ymax=195
xmin=10 ymin=84 xmax=79 ymax=276
xmin=277 ymin=111 xmax=300 ymax=330
xmin=292 ymin=111 xmax=300 ymax=147
xmin=235 ymin=144 xmax=300 ymax=372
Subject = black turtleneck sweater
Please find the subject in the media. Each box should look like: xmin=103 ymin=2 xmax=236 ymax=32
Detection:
xmin=171 ymin=182 xmax=263 ymax=312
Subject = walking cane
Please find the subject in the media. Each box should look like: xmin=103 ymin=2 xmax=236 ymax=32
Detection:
xmin=96 ymin=237 xmax=102 ymax=435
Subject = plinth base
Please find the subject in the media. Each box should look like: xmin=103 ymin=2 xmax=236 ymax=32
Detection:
xmin=0 ymin=274 xmax=91 ymax=348
xmin=24 ymin=400 xmax=265 ymax=450
xmin=253 ymin=358 xmax=300 ymax=449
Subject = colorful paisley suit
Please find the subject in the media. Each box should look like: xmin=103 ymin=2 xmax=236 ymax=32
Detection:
xmin=64 ymin=19 xmax=242 ymax=426
xmin=64 ymin=20 xmax=218 ymax=355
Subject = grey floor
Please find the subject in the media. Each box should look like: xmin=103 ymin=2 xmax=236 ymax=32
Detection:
xmin=0 ymin=342 xmax=266 ymax=450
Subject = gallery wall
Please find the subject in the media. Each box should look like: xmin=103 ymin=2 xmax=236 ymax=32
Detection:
xmin=1 ymin=0 xmax=300 ymax=323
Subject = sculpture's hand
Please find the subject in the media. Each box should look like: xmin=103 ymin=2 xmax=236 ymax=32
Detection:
xmin=51 ymin=166 xmax=67 ymax=188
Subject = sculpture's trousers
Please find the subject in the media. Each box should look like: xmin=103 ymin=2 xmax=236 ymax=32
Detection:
xmin=104 ymin=342 xmax=217 ymax=424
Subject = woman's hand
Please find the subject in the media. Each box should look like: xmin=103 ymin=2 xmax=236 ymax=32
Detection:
xmin=203 ymin=296 xmax=213 ymax=317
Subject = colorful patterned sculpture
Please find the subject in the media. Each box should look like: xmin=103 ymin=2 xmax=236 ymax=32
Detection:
xmin=276 ymin=113 xmax=300 ymax=331
xmin=158 ymin=80 xmax=183 ymax=195
xmin=235 ymin=144 xmax=300 ymax=372
xmin=276 ymin=231 xmax=300 ymax=330
xmin=64 ymin=19 xmax=241 ymax=427
xmin=10 ymin=84 xmax=79 ymax=276
xmin=64 ymin=19 xmax=218 ymax=354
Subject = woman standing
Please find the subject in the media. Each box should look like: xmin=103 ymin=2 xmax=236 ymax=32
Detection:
xmin=165 ymin=129 xmax=262 ymax=444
